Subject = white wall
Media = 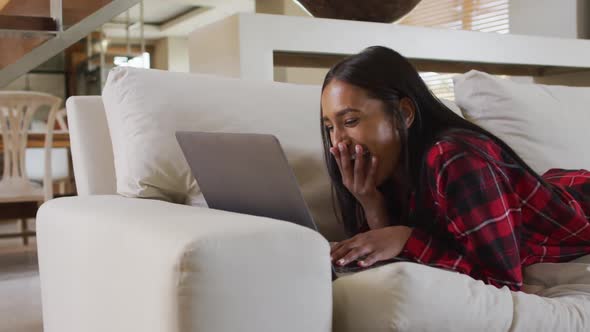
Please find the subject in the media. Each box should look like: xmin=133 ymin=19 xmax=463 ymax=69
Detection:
xmin=255 ymin=0 xmax=328 ymax=85
xmin=271 ymin=0 xmax=590 ymax=86
xmin=510 ymin=0 xmax=580 ymax=38
xmin=188 ymin=15 xmax=241 ymax=78
xmin=281 ymin=0 xmax=328 ymax=85
xmin=153 ymin=38 xmax=169 ymax=71
xmin=509 ymin=0 xmax=590 ymax=85
xmin=167 ymin=37 xmax=189 ymax=73
xmin=195 ymin=1 xmax=590 ymax=86
xmin=153 ymin=37 xmax=189 ymax=73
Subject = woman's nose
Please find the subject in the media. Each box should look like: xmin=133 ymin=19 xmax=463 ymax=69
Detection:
xmin=332 ymin=137 xmax=352 ymax=149
xmin=332 ymin=128 xmax=348 ymax=144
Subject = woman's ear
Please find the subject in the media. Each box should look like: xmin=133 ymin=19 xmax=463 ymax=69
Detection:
xmin=399 ymin=97 xmax=416 ymax=129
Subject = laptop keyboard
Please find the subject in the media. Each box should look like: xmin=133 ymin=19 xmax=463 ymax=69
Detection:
xmin=333 ymin=257 xmax=409 ymax=275
xmin=334 ymin=263 xmax=368 ymax=274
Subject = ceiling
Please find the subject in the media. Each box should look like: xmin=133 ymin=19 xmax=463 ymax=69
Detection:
xmin=103 ymin=0 xmax=255 ymax=40
xmin=111 ymin=3 xmax=201 ymax=26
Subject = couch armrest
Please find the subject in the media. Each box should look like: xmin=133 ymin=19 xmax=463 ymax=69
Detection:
xmin=37 ymin=195 xmax=332 ymax=332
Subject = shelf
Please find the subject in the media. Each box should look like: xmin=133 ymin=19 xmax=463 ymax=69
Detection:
xmin=273 ymin=52 xmax=590 ymax=77
xmin=189 ymin=13 xmax=590 ymax=81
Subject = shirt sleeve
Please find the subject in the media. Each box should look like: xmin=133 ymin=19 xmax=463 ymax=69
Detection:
xmin=399 ymin=142 xmax=524 ymax=290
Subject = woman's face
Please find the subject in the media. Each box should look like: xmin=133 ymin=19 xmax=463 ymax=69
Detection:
xmin=321 ymin=79 xmax=412 ymax=186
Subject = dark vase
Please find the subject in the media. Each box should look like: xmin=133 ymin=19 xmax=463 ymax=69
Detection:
xmin=294 ymin=0 xmax=422 ymax=23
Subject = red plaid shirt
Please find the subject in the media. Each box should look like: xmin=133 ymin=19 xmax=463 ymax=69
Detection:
xmin=399 ymin=131 xmax=590 ymax=291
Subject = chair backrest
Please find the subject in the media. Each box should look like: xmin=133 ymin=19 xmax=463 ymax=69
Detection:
xmin=56 ymin=108 xmax=68 ymax=132
xmin=65 ymin=96 xmax=116 ymax=195
xmin=0 ymin=91 xmax=62 ymax=201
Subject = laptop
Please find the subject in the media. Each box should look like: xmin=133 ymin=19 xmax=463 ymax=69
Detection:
xmin=175 ymin=131 xmax=402 ymax=280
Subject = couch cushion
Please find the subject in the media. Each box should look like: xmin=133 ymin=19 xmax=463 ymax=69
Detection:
xmin=102 ymin=67 xmax=345 ymax=240
xmin=333 ymin=257 xmax=590 ymax=332
xmin=66 ymin=96 xmax=116 ymax=195
xmin=332 ymin=262 xmax=514 ymax=332
xmin=453 ymin=70 xmax=590 ymax=174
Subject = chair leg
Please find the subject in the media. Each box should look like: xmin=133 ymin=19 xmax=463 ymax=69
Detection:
xmin=20 ymin=219 xmax=29 ymax=246
xmin=59 ymin=181 xmax=66 ymax=195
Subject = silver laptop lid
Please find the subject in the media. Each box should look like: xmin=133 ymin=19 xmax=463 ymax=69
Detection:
xmin=175 ymin=131 xmax=319 ymax=232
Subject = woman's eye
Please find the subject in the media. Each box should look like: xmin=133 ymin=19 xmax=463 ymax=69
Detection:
xmin=344 ymin=119 xmax=359 ymax=126
xmin=325 ymin=126 xmax=333 ymax=131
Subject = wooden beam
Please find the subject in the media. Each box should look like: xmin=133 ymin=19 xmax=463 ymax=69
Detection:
xmin=0 ymin=0 xmax=11 ymax=11
xmin=0 ymin=14 xmax=57 ymax=31
xmin=0 ymin=0 xmax=140 ymax=87
xmin=63 ymin=0 xmax=114 ymax=26
xmin=0 ymin=0 xmax=116 ymax=27
xmin=0 ymin=0 xmax=49 ymax=17
xmin=0 ymin=35 xmax=51 ymax=70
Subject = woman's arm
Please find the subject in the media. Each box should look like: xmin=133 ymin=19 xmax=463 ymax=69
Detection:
xmin=399 ymin=227 xmax=474 ymax=273
xmin=400 ymin=142 xmax=525 ymax=290
xmin=363 ymin=194 xmax=392 ymax=229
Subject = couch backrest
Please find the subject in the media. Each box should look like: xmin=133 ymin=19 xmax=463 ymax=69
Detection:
xmin=66 ymin=96 xmax=116 ymax=195
xmin=101 ymin=68 xmax=350 ymax=240
xmin=68 ymin=68 xmax=463 ymax=242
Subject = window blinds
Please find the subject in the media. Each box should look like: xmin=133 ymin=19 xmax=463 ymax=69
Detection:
xmin=398 ymin=0 xmax=509 ymax=99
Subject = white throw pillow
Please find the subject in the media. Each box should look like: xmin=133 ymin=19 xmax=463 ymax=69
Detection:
xmin=440 ymin=98 xmax=462 ymax=117
xmin=102 ymin=67 xmax=345 ymax=240
xmin=453 ymin=70 xmax=590 ymax=174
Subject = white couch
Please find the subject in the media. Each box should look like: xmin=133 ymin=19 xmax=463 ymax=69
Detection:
xmin=37 ymin=68 xmax=590 ymax=332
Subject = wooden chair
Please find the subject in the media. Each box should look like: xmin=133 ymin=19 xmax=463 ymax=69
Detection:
xmin=0 ymin=91 xmax=62 ymax=245
xmin=26 ymin=108 xmax=71 ymax=195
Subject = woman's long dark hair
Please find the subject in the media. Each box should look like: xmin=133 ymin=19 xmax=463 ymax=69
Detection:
xmin=320 ymin=46 xmax=552 ymax=237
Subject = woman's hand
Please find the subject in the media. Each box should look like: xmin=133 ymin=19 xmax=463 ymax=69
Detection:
xmin=330 ymin=141 xmax=391 ymax=229
xmin=330 ymin=142 xmax=381 ymax=210
xmin=330 ymin=226 xmax=413 ymax=267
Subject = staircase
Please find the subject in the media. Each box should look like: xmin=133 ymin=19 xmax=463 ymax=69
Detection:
xmin=0 ymin=0 xmax=140 ymax=88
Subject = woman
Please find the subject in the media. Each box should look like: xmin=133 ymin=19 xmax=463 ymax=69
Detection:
xmin=323 ymin=46 xmax=590 ymax=291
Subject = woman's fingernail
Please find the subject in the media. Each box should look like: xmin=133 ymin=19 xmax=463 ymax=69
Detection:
xmin=359 ymin=260 xmax=366 ymax=266
xmin=338 ymin=143 xmax=344 ymax=151
xmin=337 ymin=259 xmax=345 ymax=265
xmin=355 ymin=145 xmax=361 ymax=153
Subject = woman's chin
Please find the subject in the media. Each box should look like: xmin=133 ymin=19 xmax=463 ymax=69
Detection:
xmin=376 ymin=174 xmax=395 ymax=188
